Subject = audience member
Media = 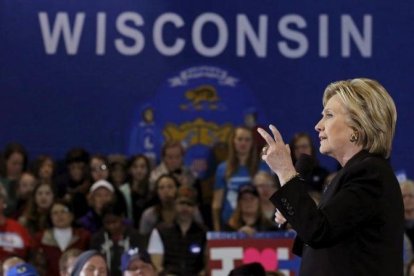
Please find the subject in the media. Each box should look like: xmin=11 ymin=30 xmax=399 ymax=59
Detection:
xmin=252 ymin=171 xmax=278 ymax=221
xmin=59 ymin=249 xmax=82 ymax=276
xmin=289 ymin=132 xmax=330 ymax=193
xmin=30 ymin=155 xmax=55 ymax=186
xmin=149 ymin=141 xmax=195 ymax=190
xmin=121 ymin=247 xmax=156 ymax=276
xmin=107 ymin=154 xmax=128 ymax=188
xmin=89 ymin=155 xmax=128 ymax=217
xmin=90 ymin=155 xmax=109 ymax=183
xmin=243 ymin=107 xmax=267 ymax=157
xmin=90 ymin=203 xmax=145 ymax=276
xmin=213 ymin=126 xmax=268 ymax=231
xmin=13 ymin=172 xmax=37 ymax=219
xmin=120 ymin=155 xmax=153 ymax=226
xmin=147 ymin=186 xmax=207 ymax=275
xmin=139 ymin=174 xmax=178 ymax=236
xmin=0 ymin=143 xmax=28 ymax=215
xmin=56 ymin=148 xmax=90 ymax=219
xmin=401 ymin=180 xmax=414 ymax=248
xmin=5 ymin=263 xmax=39 ymax=276
xmin=18 ymin=183 xmax=54 ymax=235
xmin=226 ymin=185 xmax=276 ymax=235
xmin=1 ymin=256 xmax=24 ymax=275
xmin=78 ymin=180 xmax=115 ymax=234
xmin=70 ymin=250 xmax=108 ymax=276
xmin=0 ymin=191 xmax=31 ymax=260
xmin=228 ymin=262 xmax=266 ymax=276
xmin=32 ymin=200 xmax=90 ymax=276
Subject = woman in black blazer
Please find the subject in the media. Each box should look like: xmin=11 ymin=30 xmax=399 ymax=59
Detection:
xmin=258 ymin=78 xmax=404 ymax=275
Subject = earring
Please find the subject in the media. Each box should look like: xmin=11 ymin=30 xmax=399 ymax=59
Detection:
xmin=350 ymin=133 xmax=358 ymax=143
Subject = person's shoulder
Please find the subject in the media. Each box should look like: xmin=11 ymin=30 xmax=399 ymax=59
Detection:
xmin=119 ymin=183 xmax=130 ymax=193
xmin=5 ymin=218 xmax=25 ymax=229
xmin=350 ymin=151 xmax=392 ymax=174
xmin=141 ymin=206 xmax=156 ymax=217
xmin=191 ymin=221 xmax=208 ymax=233
xmin=74 ymin=226 xmax=91 ymax=237
xmin=4 ymin=218 xmax=30 ymax=236
xmin=217 ymin=162 xmax=227 ymax=171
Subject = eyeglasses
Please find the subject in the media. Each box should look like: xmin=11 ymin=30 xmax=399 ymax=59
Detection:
xmin=91 ymin=164 xmax=108 ymax=172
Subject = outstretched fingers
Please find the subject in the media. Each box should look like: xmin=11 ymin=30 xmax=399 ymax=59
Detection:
xmin=269 ymin=124 xmax=285 ymax=145
xmin=257 ymin=127 xmax=276 ymax=146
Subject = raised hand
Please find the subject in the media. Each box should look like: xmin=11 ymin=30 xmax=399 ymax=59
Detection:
xmin=257 ymin=125 xmax=297 ymax=185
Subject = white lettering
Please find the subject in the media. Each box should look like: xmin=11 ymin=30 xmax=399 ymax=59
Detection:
xmin=38 ymin=12 xmax=85 ymax=55
xmin=236 ymin=14 xmax=268 ymax=57
xmin=278 ymin=14 xmax=308 ymax=58
xmin=210 ymin=247 xmax=243 ymax=276
xmin=96 ymin=12 xmax=106 ymax=55
xmin=153 ymin=13 xmax=185 ymax=56
xmin=341 ymin=15 xmax=372 ymax=57
xmin=319 ymin=15 xmax=329 ymax=57
xmin=115 ymin=12 xmax=145 ymax=55
xmin=192 ymin=13 xmax=228 ymax=57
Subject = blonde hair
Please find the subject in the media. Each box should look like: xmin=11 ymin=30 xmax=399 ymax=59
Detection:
xmin=323 ymin=78 xmax=397 ymax=158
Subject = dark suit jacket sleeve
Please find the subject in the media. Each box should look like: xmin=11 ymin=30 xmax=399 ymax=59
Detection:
xmin=270 ymin=160 xmax=382 ymax=249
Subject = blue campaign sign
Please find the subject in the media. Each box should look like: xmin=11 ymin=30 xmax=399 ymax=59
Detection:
xmin=1 ymin=0 xmax=413 ymax=177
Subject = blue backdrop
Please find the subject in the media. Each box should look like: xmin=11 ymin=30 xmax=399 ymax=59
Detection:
xmin=1 ymin=0 xmax=413 ymax=177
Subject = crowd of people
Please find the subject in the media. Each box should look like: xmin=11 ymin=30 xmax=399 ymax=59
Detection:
xmin=0 ymin=121 xmax=411 ymax=275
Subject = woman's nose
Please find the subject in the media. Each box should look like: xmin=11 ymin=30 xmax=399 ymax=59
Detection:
xmin=315 ymin=119 xmax=322 ymax=132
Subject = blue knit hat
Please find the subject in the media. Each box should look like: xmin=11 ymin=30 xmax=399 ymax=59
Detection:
xmin=70 ymin=250 xmax=106 ymax=276
xmin=6 ymin=263 xmax=38 ymax=276
xmin=121 ymin=247 xmax=152 ymax=272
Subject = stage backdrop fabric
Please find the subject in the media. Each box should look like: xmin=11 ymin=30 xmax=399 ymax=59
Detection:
xmin=1 ymin=0 xmax=413 ymax=177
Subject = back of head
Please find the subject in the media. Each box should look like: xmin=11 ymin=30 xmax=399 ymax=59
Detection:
xmin=228 ymin=262 xmax=266 ymax=276
xmin=6 ymin=263 xmax=38 ymax=276
xmin=323 ymin=78 xmax=397 ymax=158
xmin=70 ymin=250 xmax=105 ymax=276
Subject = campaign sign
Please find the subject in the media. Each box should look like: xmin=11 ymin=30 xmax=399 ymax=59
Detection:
xmin=207 ymin=231 xmax=300 ymax=276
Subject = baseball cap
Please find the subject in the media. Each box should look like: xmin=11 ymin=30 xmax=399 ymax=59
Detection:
xmin=89 ymin=180 xmax=114 ymax=193
xmin=238 ymin=185 xmax=259 ymax=200
xmin=6 ymin=263 xmax=39 ymax=276
xmin=121 ymin=247 xmax=152 ymax=272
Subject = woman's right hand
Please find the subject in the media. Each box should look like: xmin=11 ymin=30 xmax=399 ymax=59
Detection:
xmin=275 ymin=209 xmax=287 ymax=226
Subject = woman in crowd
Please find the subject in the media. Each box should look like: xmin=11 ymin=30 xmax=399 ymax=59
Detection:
xmin=90 ymin=154 xmax=127 ymax=216
xmin=19 ymin=183 xmax=54 ymax=234
xmin=139 ymin=174 xmax=179 ymax=236
xmin=289 ymin=132 xmax=329 ymax=194
xmin=259 ymin=78 xmax=403 ymax=275
xmin=31 ymin=155 xmax=55 ymax=186
xmin=32 ymin=200 xmax=90 ymax=276
xmin=226 ymin=185 xmax=276 ymax=235
xmin=70 ymin=250 xmax=108 ymax=276
xmin=0 ymin=143 xmax=28 ymax=214
xmin=13 ymin=172 xmax=37 ymax=219
xmin=213 ymin=126 xmax=269 ymax=231
xmin=252 ymin=171 xmax=278 ymax=221
xmin=120 ymin=154 xmax=153 ymax=226
xmin=108 ymin=155 xmax=127 ymax=188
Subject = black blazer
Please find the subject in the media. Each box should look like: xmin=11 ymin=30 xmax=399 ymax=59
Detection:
xmin=270 ymin=150 xmax=404 ymax=276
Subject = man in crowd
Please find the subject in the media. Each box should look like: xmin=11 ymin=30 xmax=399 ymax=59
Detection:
xmin=147 ymin=186 xmax=206 ymax=275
